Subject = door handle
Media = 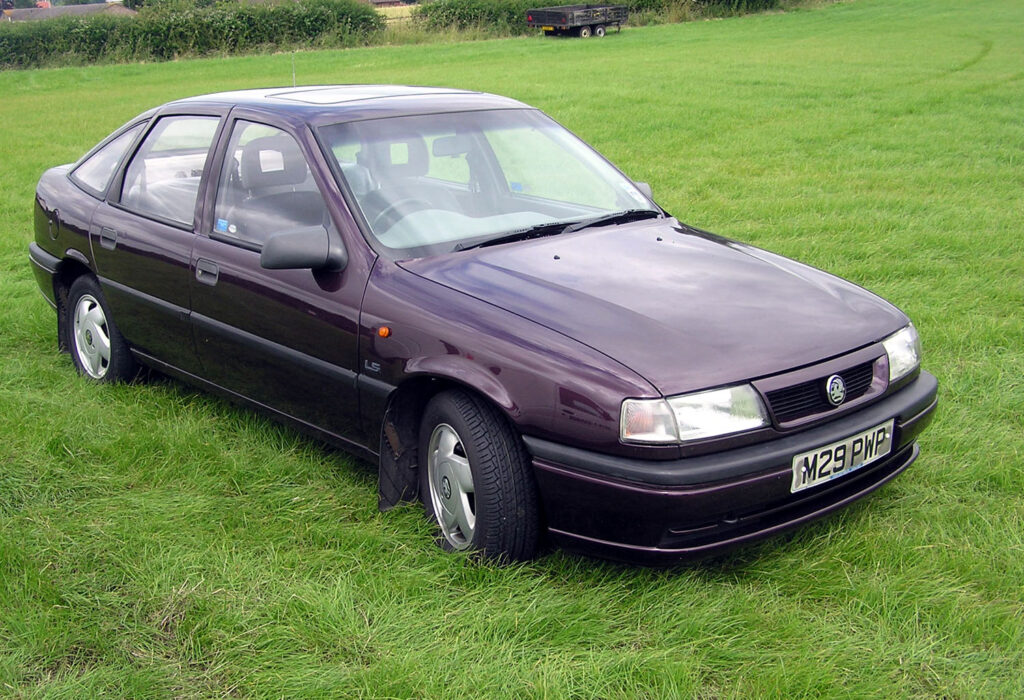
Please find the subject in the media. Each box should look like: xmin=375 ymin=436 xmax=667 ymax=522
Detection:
xmin=99 ymin=226 xmax=118 ymax=250
xmin=195 ymin=259 xmax=220 ymax=286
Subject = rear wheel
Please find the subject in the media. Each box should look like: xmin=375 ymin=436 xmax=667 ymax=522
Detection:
xmin=419 ymin=390 xmax=540 ymax=561
xmin=594 ymin=25 xmax=606 ymax=37
xmin=66 ymin=276 xmax=137 ymax=382
xmin=579 ymin=25 xmax=592 ymax=38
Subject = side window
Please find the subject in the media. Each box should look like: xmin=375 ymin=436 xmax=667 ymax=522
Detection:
xmin=213 ymin=121 xmax=327 ymax=247
xmin=121 ymin=115 xmax=219 ymax=226
xmin=71 ymin=123 xmax=145 ymax=197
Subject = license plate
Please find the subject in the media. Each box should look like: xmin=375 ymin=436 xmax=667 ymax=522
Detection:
xmin=791 ymin=419 xmax=894 ymax=493
xmin=541 ymin=25 xmax=554 ymax=30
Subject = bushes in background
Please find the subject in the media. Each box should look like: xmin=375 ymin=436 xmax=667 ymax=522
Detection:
xmin=412 ymin=0 xmax=780 ymax=33
xmin=0 ymin=0 xmax=384 ymax=69
xmin=411 ymin=0 xmax=537 ymax=32
xmin=697 ymin=0 xmax=781 ymax=13
xmin=1 ymin=0 xmax=784 ymax=70
xmin=131 ymin=0 xmax=384 ymax=59
xmin=0 ymin=14 xmax=132 ymax=67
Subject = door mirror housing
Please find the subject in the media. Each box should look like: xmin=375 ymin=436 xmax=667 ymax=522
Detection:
xmin=635 ymin=181 xmax=653 ymax=201
xmin=260 ymin=226 xmax=347 ymax=271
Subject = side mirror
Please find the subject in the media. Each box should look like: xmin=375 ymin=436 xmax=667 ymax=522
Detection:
xmin=260 ymin=226 xmax=347 ymax=271
xmin=635 ymin=181 xmax=654 ymax=200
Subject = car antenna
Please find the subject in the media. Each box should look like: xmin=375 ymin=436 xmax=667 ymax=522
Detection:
xmin=291 ymin=52 xmax=297 ymax=87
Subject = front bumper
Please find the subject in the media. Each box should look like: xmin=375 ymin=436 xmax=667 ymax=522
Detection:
xmin=525 ymin=371 xmax=938 ymax=564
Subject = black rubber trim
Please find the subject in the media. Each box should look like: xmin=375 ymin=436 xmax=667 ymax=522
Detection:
xmin=94 ymin=279 xmax=361 ymax=400
xmin=99 ymin=276 xmax=188 ymax=320
xmin=209 ymin=230 xmax=263 ymax=253
xmin=524 ymin=371 xmax=938 ymax=487
xmin=29 ymin=242 xmax=61 ymax=274
xmin=191 ymin=312 xmax=358 ymax=387
xmin=356 ymin=373 xmax=394 ymax=401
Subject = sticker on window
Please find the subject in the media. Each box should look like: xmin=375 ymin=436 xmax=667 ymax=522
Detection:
xmin=621 ymin=181 xmax=649 ymax=203
xmin=215 ymin=218 xmax=229 ymax=232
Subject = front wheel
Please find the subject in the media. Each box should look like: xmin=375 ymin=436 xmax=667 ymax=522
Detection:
xmin=66 ymin=276 xmax=137 ymax=382
xmin=419 ymin=390 xmax=540 ymax=561
xmin=594 ymin=25 xmax=606 ymax=37
xmin=578 ymin=25 xmax=592 ymax=38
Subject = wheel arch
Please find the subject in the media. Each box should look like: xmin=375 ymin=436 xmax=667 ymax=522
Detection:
xmin=53 ymin=256 xmax=95 ymax=353
xmin=375 ymin=365 xmax=523 ymax=512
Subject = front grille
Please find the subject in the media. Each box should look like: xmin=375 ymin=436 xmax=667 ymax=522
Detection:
xmin=765 ymin=360 xmax=875 ymax=423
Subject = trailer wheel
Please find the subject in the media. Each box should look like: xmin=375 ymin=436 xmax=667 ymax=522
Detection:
xmin=594 ymin=25 xmax=606 ymax=37
xmin=578 ymin=25 xmax=592 ymax=38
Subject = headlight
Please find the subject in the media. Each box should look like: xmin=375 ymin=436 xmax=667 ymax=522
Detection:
xmin=621 ymin=384 xmax=770 ymax=445
xmin=882 ymin=324 xmax=921 ymax=382
xmin=668 ymin=385 xmax=771 ymax=441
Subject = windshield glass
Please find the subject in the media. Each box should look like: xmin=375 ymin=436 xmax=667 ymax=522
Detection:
xmin=318 ymin=109 xmax=656 ymax=257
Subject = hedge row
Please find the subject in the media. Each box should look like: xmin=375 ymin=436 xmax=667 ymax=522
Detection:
xmin=1 ymin=0 xmax=782 ymax=70
xmin=0 ymin=0 xmax=384 ymax=69
xmin=696 ymin=0 xmax=781 ymax=12
xmin=412 ymin=0 xmax=780 ymax=32
xmin=411 ymin=0 xmax=537 ymax=32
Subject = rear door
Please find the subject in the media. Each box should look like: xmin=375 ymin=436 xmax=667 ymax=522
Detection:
xmin=90 ymin=109 xmax=226 ymax=374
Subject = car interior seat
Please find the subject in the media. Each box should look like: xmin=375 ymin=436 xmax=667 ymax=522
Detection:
xmin=356 ymin=135 xmax=460 ymax=227
xmin=230 ymin=133 xmax=327 ymax=244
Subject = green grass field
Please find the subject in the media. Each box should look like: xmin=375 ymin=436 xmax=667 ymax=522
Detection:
xmin=2 ymin=0 xmax=1023 ymax=696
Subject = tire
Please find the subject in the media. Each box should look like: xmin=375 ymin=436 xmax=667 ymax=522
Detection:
xmin=594 ymin=25 xmax=606 ymax=37
xmin=419 ymin=390 xmax=540 ymax=561
xmin=579 ymin=25 xmax=592 ymax=38
xmin=65 ymin=276 xmax=137 ymax=382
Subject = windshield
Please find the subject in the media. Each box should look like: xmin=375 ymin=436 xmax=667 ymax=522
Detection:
xmin=318 ymin=109 xmax=657 ymax=257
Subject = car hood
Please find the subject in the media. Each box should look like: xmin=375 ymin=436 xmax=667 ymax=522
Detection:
xmin=399 ymin=219 xmax=908 ymax=395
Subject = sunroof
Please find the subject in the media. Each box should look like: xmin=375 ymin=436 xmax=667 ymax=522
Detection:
xmin=270 ymin=85 xmax=470 ymax=105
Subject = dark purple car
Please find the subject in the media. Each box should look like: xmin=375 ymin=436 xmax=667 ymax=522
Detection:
xmin=29 ymin=86 xmax=937 ymax=563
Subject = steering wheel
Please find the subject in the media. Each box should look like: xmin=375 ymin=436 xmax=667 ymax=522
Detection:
xmin=371 ymin=198 xmax=432 ymax=232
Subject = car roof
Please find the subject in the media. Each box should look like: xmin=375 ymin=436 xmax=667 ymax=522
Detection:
xmin=163 ymin=85 xmax=531 ymax=125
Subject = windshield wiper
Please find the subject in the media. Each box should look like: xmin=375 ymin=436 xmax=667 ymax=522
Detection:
xmin=562 ymin=208 xmax=662 ymax=233
xmin=455 ymin=209 xmax=662 ymax=253
xmin=455 ymin=220 xmax=578 ymax=252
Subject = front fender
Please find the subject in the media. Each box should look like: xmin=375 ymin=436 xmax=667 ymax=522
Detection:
xmin=364 ymin=263 xmax=680 ymax=512
xmin=404 ymin=355 xmax=515 ymax=414
xmin=361 ymin=259 xmax=672 ymax=459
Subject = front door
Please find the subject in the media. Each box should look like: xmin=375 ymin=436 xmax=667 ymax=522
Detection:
xmin=188 ymin=119 xmax=367 ymax=444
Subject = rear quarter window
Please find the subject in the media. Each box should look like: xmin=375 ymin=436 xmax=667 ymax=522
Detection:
xmin=70 ymin=124 xmax=145 ymax=198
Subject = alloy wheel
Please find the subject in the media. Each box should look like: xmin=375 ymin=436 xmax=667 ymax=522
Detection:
xmin=73 ymin=293 xmax=111 ymax=379
xmin=426 ymin=422 xmax=476 ymax=549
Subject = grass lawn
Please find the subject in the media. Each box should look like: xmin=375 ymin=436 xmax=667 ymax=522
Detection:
xmin=2 ymin=0 xmax=1023 ymax=696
